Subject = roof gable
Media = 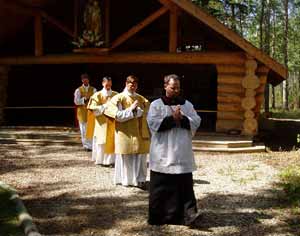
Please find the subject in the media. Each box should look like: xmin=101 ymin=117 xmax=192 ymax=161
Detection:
xmin=168 ymin=0 xmax=287 ymax=80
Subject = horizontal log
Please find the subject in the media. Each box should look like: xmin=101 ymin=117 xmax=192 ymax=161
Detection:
xmin=216 ymin=119 xmax=243 ymax=132
xmin=243 ymin=118 xmax=258 ymax=135
xmin=241 ymin=75 xmax=260 ymax=89
xmin=0 ymin=52 xmax=247 ymax=65
xmin=217 ymin=94 xmax=242 ymax=103
xmin=217 ymin=111 xmax=244 ymax=120
xmin=216 ymin=65 xmax=245 ymax=74
xmin=218 ymin=84 xmax=244 ymax=94
xmin=241 ymin=97 xmax=256 ymax=110
xmin=244 ymin=110 xmax=255 ymax=119
xmin=217 ymin=103 xmax=243 ymax=112
xmin=245 ymin=89 xmax=256 ymax=97
xmin=218 ymin=75 xmax=243 ymax=85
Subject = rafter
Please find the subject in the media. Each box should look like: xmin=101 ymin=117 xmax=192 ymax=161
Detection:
xmin=169 ymin=5 xmax=179 ymax=52
xmin=34 ymin=14 xmax=43 ymax=56
xmin=3 ymin=1 xmax=74 ymax=38
xmin=110 ymin=6 xmax=169 ymax=50
xmin=40 ymin=11 xmax=74 ymax=38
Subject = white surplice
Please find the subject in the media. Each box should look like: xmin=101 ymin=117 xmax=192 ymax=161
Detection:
xmin=147 ymin=98 xmax=201 ymax=174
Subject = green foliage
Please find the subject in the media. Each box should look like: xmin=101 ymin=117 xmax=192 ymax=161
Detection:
xmin=72 ymin=30 xmax=104 ymax=48
xmin=279 ymin=166 xmax=300 ymax=203
xmin=270 ymin=109 xmax=300 ymax=119
xmin=0 ymin=187 xmax=24 ymax=236
xmin=194 ymin=0 xmax=300 ymax=110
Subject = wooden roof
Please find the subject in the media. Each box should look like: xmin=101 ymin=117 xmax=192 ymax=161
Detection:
xmin=0 ymin=0 xmax=287 ymax=84
xmin=167 ymin=0 xmax=287 ymax=81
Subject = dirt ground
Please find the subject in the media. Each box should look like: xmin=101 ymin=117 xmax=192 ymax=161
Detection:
xmin=1 ymin=142 xmax=300 ymax=236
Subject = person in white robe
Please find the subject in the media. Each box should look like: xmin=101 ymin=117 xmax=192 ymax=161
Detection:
xmin=74 ymin=73 xmax=97 ymax=150
xmin=147 ymin=74 xmax=201 ymax=225
xmin=87 ymin=76 xmax=118 ymax=166
xmin=104 ymin=75 xmax=150 ymax=189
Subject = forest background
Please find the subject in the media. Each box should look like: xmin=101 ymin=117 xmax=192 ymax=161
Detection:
xmin=193 ymin=0 xmax=300 ymax=118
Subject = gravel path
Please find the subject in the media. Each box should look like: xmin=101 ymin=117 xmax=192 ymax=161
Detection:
xmin=0 ymin=142 xmax=299 ymax=236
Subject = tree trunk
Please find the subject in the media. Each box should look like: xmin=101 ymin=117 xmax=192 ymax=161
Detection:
xmin=271 ymin=86 xmax=276 ymax=109
xmin=282 ymin=0 xmax=289 ymax=110
xmin=271 ymin=0 xmax=276 ymax=109
xmin=259 ymin=0 xmax=266 ymax=50
xmin=264 ymin=0 xmax=271 ymax=113
xmin=230 ymin=3 xmax=237 ymax=32
xmin=298 ymin=71 xmax=300 ymax=109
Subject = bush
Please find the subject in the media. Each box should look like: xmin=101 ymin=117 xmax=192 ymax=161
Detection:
xmin=279 ymin=166 xmax=300 ymax=202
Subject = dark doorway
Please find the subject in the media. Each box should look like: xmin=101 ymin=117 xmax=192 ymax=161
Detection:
xmin=5 ymin=63 xmax=217 ymax=131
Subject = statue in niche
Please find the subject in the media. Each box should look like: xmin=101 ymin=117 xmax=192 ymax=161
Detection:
xmin=72 ymin=0 xmax=103 ymax=48
xmin=84 ymin=0 xmax=102 ymax=37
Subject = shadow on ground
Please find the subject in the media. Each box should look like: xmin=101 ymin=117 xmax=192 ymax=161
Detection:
xmin=19 ymin=180 xmax=299 ymax=236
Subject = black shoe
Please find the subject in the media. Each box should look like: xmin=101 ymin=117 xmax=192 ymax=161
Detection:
xmin=184 ymin=211 xmax=201 ymax=226
xmin=84 ymin=148 xmax=92 ymax=152
xmin=137 ymin=182 xmax=148 ymax=191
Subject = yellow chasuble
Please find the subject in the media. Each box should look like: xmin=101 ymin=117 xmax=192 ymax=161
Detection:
xmin=76 ymin=85 xmax=95 ymax=123
xmin=104 ymin=92 xmax=150 ymax=155
xmin=85 ymin=110 xmax=95 ymax=140
xmin=87 ymin=90 xmax=118 ymax=154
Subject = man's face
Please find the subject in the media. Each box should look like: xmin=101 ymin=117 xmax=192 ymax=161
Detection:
xmin=165 ymin=79 xmax=180 ymax=98
xmin=82 ymin=78 xmax=89 ymax=86
xmin=102 ymin=80 xmax=112 ymax=90
xmin=126 ymin=79 xmax=138 ymax=93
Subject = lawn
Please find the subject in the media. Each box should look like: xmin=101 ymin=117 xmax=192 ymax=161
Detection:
xmin=270 ymin=109 xmax=300 ymax=119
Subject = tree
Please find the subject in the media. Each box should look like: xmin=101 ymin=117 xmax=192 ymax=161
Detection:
xmin=282 ymin=0 xmax=289 ymax=110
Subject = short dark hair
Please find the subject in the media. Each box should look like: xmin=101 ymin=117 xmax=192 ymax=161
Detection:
xmin=126 ymin=75 xmax=139 ymax=83
xmin=81 ymin=73 xmax=89 ymax=80
xmin=102 ymin=76 xmax=112 ymax=82
xmin=164 ymin=74 xmax=180 ymax=85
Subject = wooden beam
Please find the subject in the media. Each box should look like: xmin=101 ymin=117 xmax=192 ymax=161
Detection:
xmin=111 ymin=6 xmax=169 ymax=49
xmin=41 ymin=11 xmax=74 ymax=38
xmin=158 ymin=0 xmax=175 ymax=9
xmin=34 ymin=14 xmax=43 ymax=56
xmin=170 ymin=0 xmax=287 ymax=79
xmin=104 ymin=0 xmax=110 ymax=47
xmin=169 ymin=6 xmax=179 ymax=52
xmin=3 ymin=1 xmax=74 ymax=38
xmin=2 ymin=2 xmax=40 ymax=16
xmin=0 ymin=52 xmax=246 ymax=65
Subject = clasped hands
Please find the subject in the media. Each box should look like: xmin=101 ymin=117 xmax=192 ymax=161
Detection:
xmin=129 ymin=100 xmax=143 ymax=118
xmin=172 ymin=105 xmax=182 ymax=126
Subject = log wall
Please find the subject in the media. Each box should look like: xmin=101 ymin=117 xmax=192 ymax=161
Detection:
xmin=216 ymin=58 xmax=269 ymax=135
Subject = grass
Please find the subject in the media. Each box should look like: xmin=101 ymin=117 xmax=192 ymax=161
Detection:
xmin=279 ymin=165 xmax=300 ymax=203
xmin=270 ymin=109 xmax=300 ymax=119
xmin=0 ymin=186 xmax=24 ymax=236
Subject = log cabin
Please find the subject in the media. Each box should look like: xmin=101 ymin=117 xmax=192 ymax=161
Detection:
xmin=0 ymin=0 xmax=287 ymax=136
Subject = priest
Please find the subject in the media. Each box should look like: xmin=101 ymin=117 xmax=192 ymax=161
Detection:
xmin=104 ymin=75 xmax=150 ymax=188
xmin=74 ymin=73 xmax=97 ymax=151
xmin=87 ymin=76 xmax=118 ymax=166
xmin=147 ymin=74 xmax=201 ymax=225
